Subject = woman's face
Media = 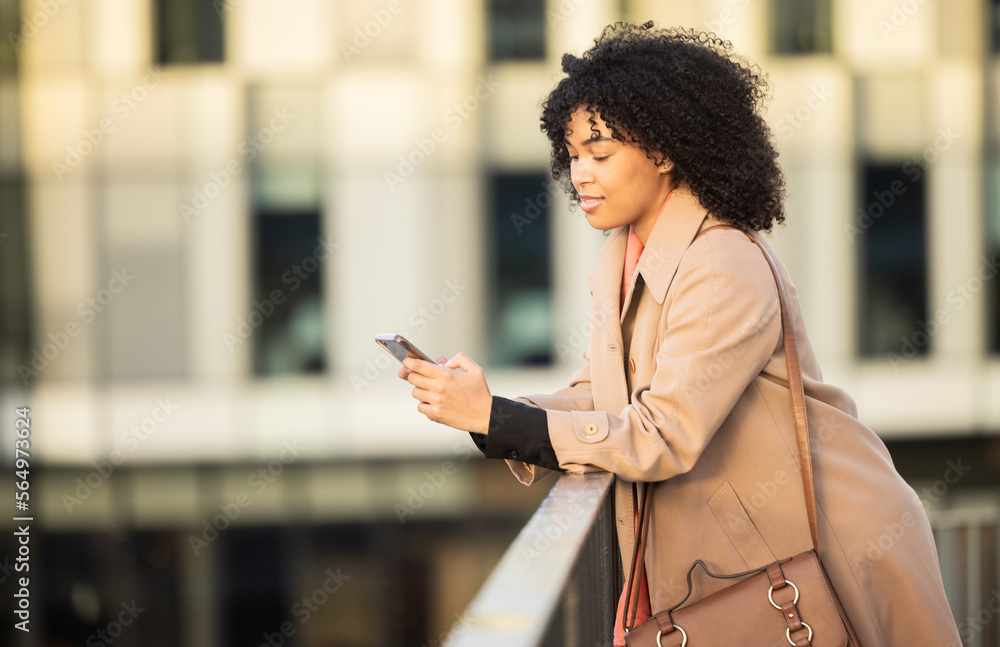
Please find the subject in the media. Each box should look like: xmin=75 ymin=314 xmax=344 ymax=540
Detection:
xmin=564 ymin=107 xmax=675 ymax=243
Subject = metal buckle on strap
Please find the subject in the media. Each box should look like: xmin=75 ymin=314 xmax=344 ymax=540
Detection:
xmin=769 ymin=579 xmax=811 ymax=645
xmin=768 ymin=579 xmax=800 ymax=609
xmin=786 ymin=622 xmax=813 ymax=645
xmin=655 ymin=625 xmax=687 ymax=647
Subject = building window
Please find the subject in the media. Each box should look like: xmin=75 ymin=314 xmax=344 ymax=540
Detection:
xmin=617 ymin=0 xmax=631 ymax=22
xmin=132 ymin=531 xmax=185 ymax=644
xmin=488 ymin=172 xmax=553 ymax=367
xmin=857 ymin=162 xmax=928 ymax=359
xmin=0 ymin=178 xmax=31 ymax=385
xmin=252 ymin=210 xmax=327 ymax=376
xmin=770 ymin=0 xmax=832 ymax=55
xmin=39 ymin=532 xmax=117 ymax=645
xmin=219 ymin=528 xmax=287 ymax=646
xmin=487 ymin=0 xmax=545 ymax=61
xmin=155 ymin=0 xmax=224 ymax=65
xmin=0 ymin=0 xmax=19 ymax=74
xmin=37 ymin=530 xmax=182 ymax=646
xmin=991 ymin=0 xmax=1000 ymax=53
xmin=989 ymin=157 xmax=1000 ymax=354
xmin=0 ymin=0 xmax=27 ymax=386
xmin=102 ymin=182 xmax=187 ymax=381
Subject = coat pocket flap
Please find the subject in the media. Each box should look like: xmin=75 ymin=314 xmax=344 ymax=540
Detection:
xmin=707 ymin=480 xmax=776 ymax=569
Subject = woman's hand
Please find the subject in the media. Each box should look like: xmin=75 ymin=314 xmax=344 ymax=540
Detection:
xmin=398 ymin=352 xmax=492 ymax=434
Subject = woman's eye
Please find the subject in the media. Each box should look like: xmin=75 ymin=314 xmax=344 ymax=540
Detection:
xmin=568 ymin=155 xmax=579 ymax=162
xmin=594 ymin=156 xmax=609 ymax=162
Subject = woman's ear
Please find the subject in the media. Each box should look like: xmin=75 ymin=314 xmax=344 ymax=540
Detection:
xmin=656 ymin=155 xmax=674 ymax=174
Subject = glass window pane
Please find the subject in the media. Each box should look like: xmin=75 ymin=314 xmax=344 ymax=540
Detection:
xmin=339 ymin=0 xmax=414 ymax=63
xmin=858 ymin=162 xmax=928 ymax=359
xmin=247 ymin=85 xmax=319 ymax=165
xmin=39 ymin=532 xmax=119 ymax=645
xmin=0 ymin=177 xmax=32 ymax=385
xmin=219 ymin=528 xmax=287 ymax=645
xmin=488 ymin=0 xmax=545 ymax=61
xmin=489 ymin=172 xmax=552 ymax=367
xmin=991 ymin=0 xmax=1000 ymax=54
xmin=0 ymin=0 xmax=19 ymax=74
xmin=0 ymin=78 xmax=20 ymax=169
xmin=37 ymin=530 xmax=181 ymax=646
xmin=988 ymin=157 xmax=1000 ymax=353
xmin=105 ymin=247 xmax=187 ymax=380
xmin=771 ymin=0 xmax=832 ymax=55
xmin=102 ymin=181 xmax=187 ymax=381
xmin=155 ymin=0 xmax=224 ymax=65
xmin=132 ymin=531 xmax=184 ymax=645
xmin=252 ymin=210 xmax=327 ymax=376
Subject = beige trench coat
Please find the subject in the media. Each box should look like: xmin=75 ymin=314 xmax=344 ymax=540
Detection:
xmin=505 ymin=186 xmax=961 ymax=646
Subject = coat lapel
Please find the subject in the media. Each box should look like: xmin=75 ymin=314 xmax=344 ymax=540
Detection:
xmin=583 ymin=186 xmax=710 ymax=415
xmin=636 ymin=187 xmax=711 ymax=304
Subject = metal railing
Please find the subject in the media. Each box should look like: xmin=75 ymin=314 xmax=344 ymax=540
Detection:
xmin=446 ymin=474 xmax=1000 ymax=647
xmin=928 ymin=507 xmax=1000 ymax=647
xmin=444 ymin=472 xmax=617 ymax=647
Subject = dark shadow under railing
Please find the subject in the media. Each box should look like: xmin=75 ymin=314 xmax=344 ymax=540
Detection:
xmin=444 ymin=472 xmax=618 ymax=647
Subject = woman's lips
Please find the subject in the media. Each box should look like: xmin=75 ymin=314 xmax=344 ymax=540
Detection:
xmin=580 ymin=196 xmax=604 ymax=212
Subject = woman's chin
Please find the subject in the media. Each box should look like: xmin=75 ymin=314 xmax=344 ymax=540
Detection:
xmin=585 ymin=213 xmax=620 ymax=232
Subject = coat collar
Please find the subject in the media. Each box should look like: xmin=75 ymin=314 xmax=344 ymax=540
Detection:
xmin=586 ymin=185 xmax=710 ymax=307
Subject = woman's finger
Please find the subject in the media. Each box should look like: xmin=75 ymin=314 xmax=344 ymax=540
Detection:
xmin=445 ymin=351 xmax=481 ymax=374
xmin=403 ymin=357 xmax=444 ymax=377
xmin=411 ymin=385 xmax=436 ymax=404
xmin=416 ymin=401 xmax=437 ymax=420
xmin=406 ymin=371 xmax=441 ymax=391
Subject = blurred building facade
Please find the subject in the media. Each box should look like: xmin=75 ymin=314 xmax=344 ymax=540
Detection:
xmin=0 ymin=0 xmax=998 ymax=645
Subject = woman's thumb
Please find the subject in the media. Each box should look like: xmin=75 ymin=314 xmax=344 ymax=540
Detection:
xmin=445 ymin=352 xmax=478 ymax=373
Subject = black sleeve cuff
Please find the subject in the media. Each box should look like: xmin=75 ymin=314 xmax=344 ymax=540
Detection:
xmin=469 ymin=430 xmax=487 ymax=454
xmin=472 ymin=396 xmax=562 ymax=472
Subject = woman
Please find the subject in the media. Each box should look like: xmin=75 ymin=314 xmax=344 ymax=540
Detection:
xmin=399 ymin=23 xmax=960 ymax=646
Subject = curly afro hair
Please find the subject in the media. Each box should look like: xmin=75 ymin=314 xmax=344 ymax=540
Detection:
xmin=540 ymin=22 xmax=785 ymax=232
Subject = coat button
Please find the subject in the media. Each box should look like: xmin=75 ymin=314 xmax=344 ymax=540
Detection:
xmin=509 ymin=449 xmax=519 ymax=460
xmin=585 ymin=423 xmax=599 ymax=435
xmin=628 ymin=356 xmax=636 ymax=373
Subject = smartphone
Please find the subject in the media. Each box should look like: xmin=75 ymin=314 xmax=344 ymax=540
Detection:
xmin=375 ymin=334 xmax=435 ymax=364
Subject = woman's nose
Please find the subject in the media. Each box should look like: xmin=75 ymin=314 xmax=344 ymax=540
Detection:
xmin=571 ymin=159 xmax=593 ymax=188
